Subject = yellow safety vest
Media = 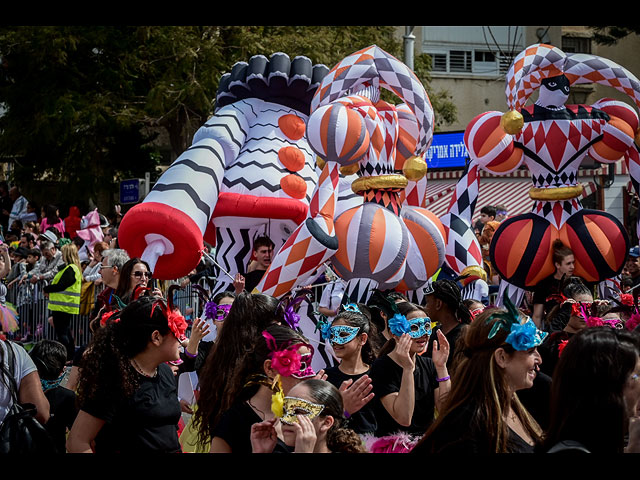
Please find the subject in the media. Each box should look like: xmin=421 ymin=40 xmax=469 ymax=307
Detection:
xmin=48 ymin=263 xmax=82 ymax=314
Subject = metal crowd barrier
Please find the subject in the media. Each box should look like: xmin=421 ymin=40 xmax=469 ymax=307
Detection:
xmin=5 ymin=278 xmax=204 ymax=350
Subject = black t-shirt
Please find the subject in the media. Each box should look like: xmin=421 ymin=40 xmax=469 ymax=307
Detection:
xmin=80 ymin=363 xmax=182 ymax=453
xmin=369 ymin=353 xmax=439 ymax=437
xmin=324 ymin=366 xmax=377 ymax=435
xmin=44 ymin=386 xmax=79 ymax=454
xmin=533 ymin=275 xmax=562 ymax=310
xmin=243 ymin=269 xmax=267 ymax=293
xmin=212 ymin=399 xmax=292 ymax=453
xmin=411 ymin=403 xmax=536 ymax=454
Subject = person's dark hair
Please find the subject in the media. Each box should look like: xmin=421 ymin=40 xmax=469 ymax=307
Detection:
xmin=213 ymin=291 xmax=235 ymax=304
xmin=253 ymin=235 xmax=275 ymax=251
xmin=43 ymin=204 xmax=61 ymax=225
xmin=333 ymin=310 xmax=379 ymax=364
xmin=115 ymin=257 xmax=151 ymax=302
xmin=542 ymin=327 xmax=640 ymax=453
xmin=297 ymin=379 xmax=368 ymax=453
xmin=27 ymin=248 xmax=41 ymax=259
xmin=192 ymin=292 xmax=286 ymax=445
xmin=545 ymin=277 xmax=593 ymax=331
xmin=29 ymin=339 xmax=67 ymax=381
xmin=76 ymin=296 xmax=172 ymax=405
xmin=552 ymin=239 xmax=573 ymax=266
xmin=414 ymin=308 xmax=542 ymax=453
xmin=480 ymin=205 xmax=496 ymax=218
xmin=20 ymin=232 xmax=35 ymax=245
xmin=430 ymin=279 xmax=472 ymax=324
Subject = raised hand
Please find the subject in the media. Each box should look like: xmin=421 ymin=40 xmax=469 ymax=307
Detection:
xmin=393 ymin=333 xmax=415 ymax=371
xmin=250 ymin=418 xmax=279 ymax=454
xmin=339 ymin=374 xmax=374 ymax=415
xmin=292 ymin=415 xmax=317 ymax=453
xmin=431 ymin=329 xmax=450 ymax=369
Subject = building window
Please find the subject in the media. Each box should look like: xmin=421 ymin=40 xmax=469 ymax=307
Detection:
xmin=562 ymin=36 xmax=591 ymax=54
xmin=450 ymin=50 xmax=472 ymax=72
xmin=427 ymin=49 xmax=511 ymax=75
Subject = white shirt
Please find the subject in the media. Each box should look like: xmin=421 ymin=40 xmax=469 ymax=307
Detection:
xmin=0 ymin=341 xmax=37 ymax=424
xmin=319 ymin=281 xmax=345 ymax=317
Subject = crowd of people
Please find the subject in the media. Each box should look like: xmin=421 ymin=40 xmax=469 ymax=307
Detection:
xmin=1 ymin=188 xmax=640 ymax=456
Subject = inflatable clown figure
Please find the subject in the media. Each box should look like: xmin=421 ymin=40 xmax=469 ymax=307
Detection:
xmin=459 ymin=43 xmax=640 ymax=305
xmin=255 ymin=45 xmax=446 ymax=305
xmin=118 ymin=53 xmax=330 ymax=291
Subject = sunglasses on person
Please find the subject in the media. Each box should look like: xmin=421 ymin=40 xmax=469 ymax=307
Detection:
xmin=133 ymin=271 xmax=152 ymax=279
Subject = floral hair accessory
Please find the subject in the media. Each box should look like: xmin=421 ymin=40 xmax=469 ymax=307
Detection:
xmin=389 ymin=313 xmax=411 ymax=337
xmin=99 ymin=309 xmax=120 ymax=327
xmin=557 ymin=339 xmax=569 ymax=357
xmin=578 ymin=303 xmax=623 ymax=329
xmin=204 ymin=301 xmax=231 ymax=322
xmin=277 ymin=289 xmax=311 ymax=330
xmin=620 ymin=293 xmax=634 ymax=306
xmin=627 ymin=310 xmax=640 ymax=332
xmin=486 ymin=290 xmax=548 ymax=351
xmin=318 ymin=318 xmax=332 ymax=341
xmin=150 ymin=285 xmax=188 ymax=342
xmin=262 ymin=330 xmax=316 ymax=379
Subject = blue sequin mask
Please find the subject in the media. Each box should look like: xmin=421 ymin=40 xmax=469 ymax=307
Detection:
xmin=328 ymin=325 xmax=360 ymax=345
xmin=407 ymin=317 xmax=432 ymax=339
xmin=389 ymin=313 xmax=432 ymax=339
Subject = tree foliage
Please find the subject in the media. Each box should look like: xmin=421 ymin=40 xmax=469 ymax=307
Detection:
xmin=0 ymin=26 xmax=456 ymax=210
xmin=588 ymin=26 xmax=640 ymax=46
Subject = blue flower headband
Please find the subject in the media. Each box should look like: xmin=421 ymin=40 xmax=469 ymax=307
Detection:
xmin=486 ymin=291 xmax=547 ymax=351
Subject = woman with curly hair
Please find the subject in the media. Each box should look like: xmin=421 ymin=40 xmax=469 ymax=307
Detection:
xmin=251 ymin=378 xmax=367 ymax=453
xmin=411 ymin=300 xmax=546 ymax=454
xmin=66 ymin=295 xmax=188 ymax=453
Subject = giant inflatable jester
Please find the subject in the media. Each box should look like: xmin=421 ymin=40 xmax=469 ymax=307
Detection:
xmin=254 ymin=45 xmax=446 ymax=304
xmin=459 ymin=43 xmax=640 ymax=304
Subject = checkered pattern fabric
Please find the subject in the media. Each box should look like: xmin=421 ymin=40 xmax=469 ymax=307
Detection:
xmin=311 ymin=45 xmax=433 ymax=155
xmin=505 ymin=43 xmax=640 ymax=113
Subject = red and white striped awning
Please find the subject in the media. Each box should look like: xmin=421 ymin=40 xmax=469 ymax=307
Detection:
xmin=425 ymin=178 xmax=598 ymax=222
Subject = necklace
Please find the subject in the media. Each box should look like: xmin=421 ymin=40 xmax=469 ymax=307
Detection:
xmin=247 ymin=398 xmax=266 ymax=421
xmin=131 ymin=358 xmax=158 ymax=378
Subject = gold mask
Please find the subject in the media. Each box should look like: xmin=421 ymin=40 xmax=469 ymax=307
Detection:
xmin=280 ymin=396 xmax=325 ymax=425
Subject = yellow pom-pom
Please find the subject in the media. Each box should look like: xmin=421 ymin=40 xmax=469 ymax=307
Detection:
xmin=316 ymin=156 xmax=326 ymax=170
xmin=270 ymin=375 xmax=284 ymax=418
xmin=635 ymin=129 xmax=640 ymax=147
xmin=271 ymin=389 xmax=284 ymax=418
xmin=500 ymin=110 xmax=524 ymax=135
xmin=402 ymin=155 xmax=428 ymax=181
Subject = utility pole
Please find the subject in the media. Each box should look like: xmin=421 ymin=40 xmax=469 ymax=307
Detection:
xmin=404 ymin=26 xmax=416 ymax=70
